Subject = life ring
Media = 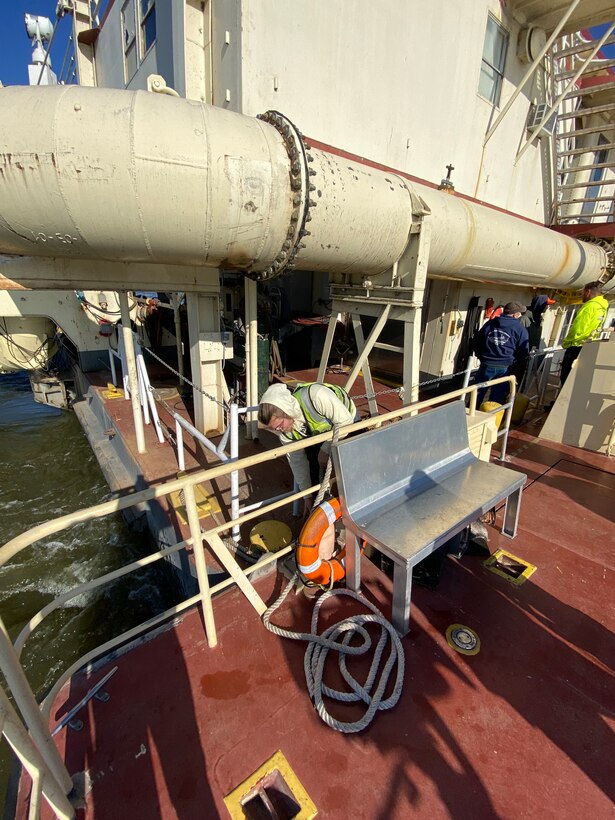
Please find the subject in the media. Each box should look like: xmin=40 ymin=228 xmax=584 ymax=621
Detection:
xmin=296 ymin=498 xmax=346 ymax=587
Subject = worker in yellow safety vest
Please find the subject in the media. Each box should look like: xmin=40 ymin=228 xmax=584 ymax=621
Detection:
xmin=258 ymin=382 xmax=358 ymax=517
xmin=560 ymin=281 xmax=608 ymax=384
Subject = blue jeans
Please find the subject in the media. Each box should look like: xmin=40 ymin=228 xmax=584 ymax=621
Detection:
xmin=475 ymin=363 xmax=511 ymax=406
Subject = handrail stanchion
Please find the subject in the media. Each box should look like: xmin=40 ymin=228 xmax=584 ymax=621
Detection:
xmin=182 ymin=483 xmax=217 ymax=648
xmin=119 ymin=291 xmax=146 ymax=454
xmin=176 ymin=419 xmax=185 ymax=472
xmin=108 ymin=348 xmax=117 ymax=388
xmin=498 ymin=378 xmax=516 ymax=462
xmin=0 ymin=619 xmax=74 ymax=797
xmin=0 ymin=688 xmax=75 ymax=820
xmin=230 ymin=403 xmax=240 ymax=542
xmin=468 ymin=386 xmax=478 ymax=415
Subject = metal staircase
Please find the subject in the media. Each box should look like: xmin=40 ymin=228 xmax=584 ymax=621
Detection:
xmin=551 ymin=28 xmax=615 ymax=230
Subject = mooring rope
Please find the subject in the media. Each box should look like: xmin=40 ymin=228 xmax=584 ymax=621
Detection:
xmin=263 ymin=575 xmax=405 ymax=733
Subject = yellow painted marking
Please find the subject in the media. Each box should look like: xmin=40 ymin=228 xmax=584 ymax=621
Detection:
xmin=169 ymin=484 xmax=221 ymax=526
xmin=101 ymin=383 xmax=124 ymax=399
xmin=483 ymin=548 xmax=537 ymax=586
xmin=224 ymin=750 xmax=317 ymax=819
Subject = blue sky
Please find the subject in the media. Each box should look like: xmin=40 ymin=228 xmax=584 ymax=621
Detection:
xmin=0 ymin=1 xmax=72 ymax=86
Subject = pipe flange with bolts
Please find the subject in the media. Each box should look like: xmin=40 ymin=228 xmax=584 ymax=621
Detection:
xmin=249 ymin=110 xmax=316 ymax=281
xmin=576 ymin=235 xmax=615 ymax=286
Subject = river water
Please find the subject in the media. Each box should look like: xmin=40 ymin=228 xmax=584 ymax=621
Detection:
xmin=0 ymin=371 xmax=174 ymax=793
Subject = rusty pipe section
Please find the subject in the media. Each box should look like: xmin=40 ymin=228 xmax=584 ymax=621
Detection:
xmin=419 ymin=189 xmax=611 ymax=288
xmin=0 ymin=85 xmax=610 ymax=289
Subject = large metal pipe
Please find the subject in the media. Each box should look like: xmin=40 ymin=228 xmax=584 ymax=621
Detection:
xmin=0 ymin=85 xmax=610 ymax=289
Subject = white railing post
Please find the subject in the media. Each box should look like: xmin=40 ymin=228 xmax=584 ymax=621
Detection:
xmin=0 ymin=688 xmax=75 ymax=820
xmin=176 ymin=418 xmax=185 ymax=472
xmin=230 ymin=403 xmax=240 ymax=542
xmin=119 ymin=291 xmax=146 ymax=454
xmin=182 ymin=483 xmax=217 ymax=647
xmin=0 ymin=620 xmax=73 ymax=796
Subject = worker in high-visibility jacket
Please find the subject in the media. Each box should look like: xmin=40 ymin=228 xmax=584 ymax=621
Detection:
xmin=258 ymin=382 xmax=358 ymax=517
xmin=560 ymin=282 xmax=608 ymax=384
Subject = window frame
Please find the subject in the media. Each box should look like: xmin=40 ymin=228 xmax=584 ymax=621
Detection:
xmin=139 ymin=0 xmax=156 ymax=58
xmin=478 ymin=14 xmax=509 ymax=107
xmin=121 ymin=0 xmax=138 ymax=83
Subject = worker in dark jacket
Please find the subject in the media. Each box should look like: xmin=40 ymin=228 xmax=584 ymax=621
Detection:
xmin=471 ymin=302 xmax=530 ymax=405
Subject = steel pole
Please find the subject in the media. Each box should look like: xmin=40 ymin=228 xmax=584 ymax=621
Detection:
xmin=0 ymin=688 xmax=74 ymax=819
xmin=0 ymin=619 xmax=73 ymax=795
xmin=119 ymin=291 xmax=146 ymax=454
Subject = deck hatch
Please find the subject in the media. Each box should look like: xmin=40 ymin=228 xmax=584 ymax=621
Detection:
xmin=483 ymin=548 xmax=536 ymax=585
xmin=224 ymin=750 xmax=317 ymax=819
xmin=240 ymin=770 xmax=301 ymax=818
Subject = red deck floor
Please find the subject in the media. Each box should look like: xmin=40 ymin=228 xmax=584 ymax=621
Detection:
xmin=18 ymin=419 xmax=614 ymax=820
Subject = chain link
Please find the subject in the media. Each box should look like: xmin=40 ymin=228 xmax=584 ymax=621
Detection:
xmin=143 ymin=342 xmax=474 ymax=410
xmin=349 ymin=367 xmax=474 ymax=401
xmin=141 ymin=345 xmax=228 ymax=409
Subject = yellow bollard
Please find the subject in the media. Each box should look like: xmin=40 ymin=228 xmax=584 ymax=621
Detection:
xmin=479 ymin=401 xmax=505 ymax=429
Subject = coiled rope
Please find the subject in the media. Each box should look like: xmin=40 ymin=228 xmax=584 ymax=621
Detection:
xmin=262 ymin=424 xmax=405 ymax=733
xmin=263 ymin=575 xmax=405 ymax=733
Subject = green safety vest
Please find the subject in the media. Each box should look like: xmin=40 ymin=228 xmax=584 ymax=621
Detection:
xmin=284 ymin=383 xmax=356 ymax=440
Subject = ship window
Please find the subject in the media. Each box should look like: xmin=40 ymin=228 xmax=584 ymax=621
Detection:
xmin=478 ymin=14 xmax=509 ymax=106
xmin=140 ymin=0 xmax=156 ymax=55
xmin=581 ymin=135 xmax=609 ymax=217
xmin=122 ymin=0 xmax=137 ymax=82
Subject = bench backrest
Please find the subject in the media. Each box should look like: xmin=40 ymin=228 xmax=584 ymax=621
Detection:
xmin=332 ymin=401 xmax=475 ymax=518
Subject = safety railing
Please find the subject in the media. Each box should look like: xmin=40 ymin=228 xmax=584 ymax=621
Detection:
xmin=0 ymin=377 xmax=515 ymax=818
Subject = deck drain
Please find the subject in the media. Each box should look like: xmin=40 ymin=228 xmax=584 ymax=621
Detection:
xmin=224 ymin=751 xmax=317 ymax=819
xmin=446 ymin=624 xmax=481 ymax=656
xmin=484 ymin=548 xmax=536 ymax=586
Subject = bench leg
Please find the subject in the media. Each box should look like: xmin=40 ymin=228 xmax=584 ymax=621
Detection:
xmin=502 ymin=486 xmax=523 ymax=538
xmin=392 ymin=561 xmax=413 ymax=637
xmin=344 ymin=529 xmax=361 ymax=592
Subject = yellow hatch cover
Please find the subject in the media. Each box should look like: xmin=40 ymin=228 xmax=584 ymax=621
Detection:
xmin=224 ymin=750 xmax=317 ymax=819
xmin=249 ymin=520 xmax=293 ymax=553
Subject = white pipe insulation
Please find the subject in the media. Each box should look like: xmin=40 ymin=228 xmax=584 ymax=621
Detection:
xmin=0 ymin=85 xmax=610 ymax=290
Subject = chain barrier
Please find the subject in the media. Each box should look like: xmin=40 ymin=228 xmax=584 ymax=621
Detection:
xmin=142 ymin=341 xmax=475 ymax=411
xmin=141 ymin=345 xmax=228 ymax=409
xmin=347 ymin=366 xmax=475 ymax=402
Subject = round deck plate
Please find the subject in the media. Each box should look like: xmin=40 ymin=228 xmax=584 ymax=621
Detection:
xmin=249 ymin=520 xmax=292 ymax=553
xmin=445 ymin=624 xmax=481 ymax=655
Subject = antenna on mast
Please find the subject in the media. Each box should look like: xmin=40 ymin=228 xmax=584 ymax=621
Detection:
xmin=24 ymin=13 xmax=57 ymax=85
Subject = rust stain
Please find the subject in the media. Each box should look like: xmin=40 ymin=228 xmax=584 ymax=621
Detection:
xmin=555 ymin=240 xmax=571 ymax=278
xmin=0 ymin=276 xmax=31 ymax=291
xmin=200 ymin=670 xmax=250 ymax=700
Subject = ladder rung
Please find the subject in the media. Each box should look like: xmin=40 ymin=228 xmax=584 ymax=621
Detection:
xmin=555 ymin=34 xmax=615 ymax=59
xmin=557 ymin=57 xmax=615 ymax=81
xmin=560 ymin=160 xmax=615 ymax=174
xmin=560 ymin=194 xmax=615 ymax=205
xmin=558 ymin=141 xmax=615 ymax=157
xmin=564 ymin=79 xmax=615 ymax=99
xmin=560 ymin=179 xmax=615 ymax=191
xmin=555 ymin=215 xmax=614 ymax=222
xmin=558 ymin=102 xmax=615 ymax=120
xmin=556 ymin=123 xmax=615 ymax=139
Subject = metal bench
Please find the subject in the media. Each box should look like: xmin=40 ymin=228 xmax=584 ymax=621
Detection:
xmin=331 ymin=401 xmax=526 ymax=636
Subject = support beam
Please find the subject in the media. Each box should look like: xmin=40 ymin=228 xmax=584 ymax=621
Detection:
xmin=186 ymin=292 xmax=225 ymax=436
xmin=119 ymin=291 xmax=146 ymax=455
